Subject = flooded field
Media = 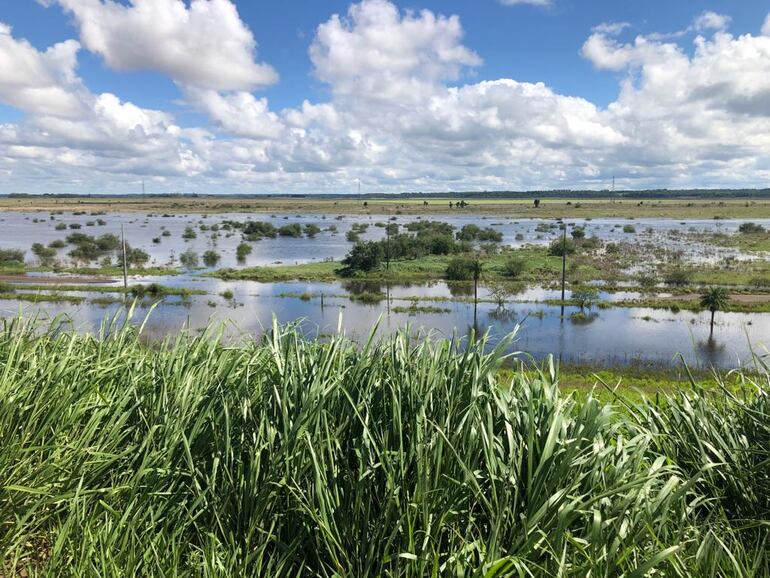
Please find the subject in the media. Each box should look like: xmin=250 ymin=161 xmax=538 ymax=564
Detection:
xmin=1 ymin=276 xmax=767 ymax=369
xmin=1 ymin=211 xmax=768 ymax=269
xmin=2 ymin=209 xmax=769 ymax=368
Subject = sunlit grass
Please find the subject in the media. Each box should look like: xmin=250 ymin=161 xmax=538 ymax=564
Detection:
xmin=0 ymin=315 xmax=768 ymax=576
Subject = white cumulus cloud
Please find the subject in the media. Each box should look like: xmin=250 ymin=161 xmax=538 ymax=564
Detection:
xmin=49 ymin=0 xmax=277 ymax=91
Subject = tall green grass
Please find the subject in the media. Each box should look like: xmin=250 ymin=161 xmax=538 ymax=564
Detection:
xmin=0 ymin=316 xmax=768 ymax=576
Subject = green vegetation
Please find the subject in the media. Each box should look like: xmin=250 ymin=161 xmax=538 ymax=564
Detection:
xmin=224 ymin=220 xmax=277 ymax=241
xmin=179 ymin=249 xmax=199 ymax=269
xmin=128 ymin=283 xmax=205 ymax=298
xmin=392 ymin=303 xmax=450 ymax=314
xmin=303 ymin=223 xmax=321 ymax=238
xmin=278 ymin=223 xmax=302 ymax=237
xmin=202 ymin=249 xmax=221 ymax=267
xmin=700 ymin=286 xmax=730 ymax=333
xmin=0 ymin=320 xmax=767 ymax=576
xmin=235 ymin=242 xmax=252 ymax=261
xmin=0 ymin=248 xmax=25 ymax=266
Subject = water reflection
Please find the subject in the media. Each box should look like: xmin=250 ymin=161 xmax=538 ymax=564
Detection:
xmin=1 ymin=279 xmax=767 ymax=370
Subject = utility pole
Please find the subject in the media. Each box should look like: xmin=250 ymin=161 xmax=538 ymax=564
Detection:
xmin=560 ymin=224 xmax=567 ymax=318
xmin=386 ymin=216 xmax=390 ymax=269
xmin=121 ymin=224 xmax=128 ymax=290
xmin=142 ymin=180 xmax=145 ymax=196
xmin=357 ymin=179 xmax=361 ymax=195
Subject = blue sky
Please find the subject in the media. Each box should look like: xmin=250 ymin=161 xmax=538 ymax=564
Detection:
xmin=1 ymin=0 xmax=770 ymax=193
xmin=7 ymin=0 xmax=768 ymax=113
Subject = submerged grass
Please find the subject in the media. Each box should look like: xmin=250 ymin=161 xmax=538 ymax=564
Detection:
xmin=0 ymin=316 xmax=768 ymax=576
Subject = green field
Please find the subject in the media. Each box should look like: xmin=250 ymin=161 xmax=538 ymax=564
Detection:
xmin=0 ymin=319 xmax=767 ymax=576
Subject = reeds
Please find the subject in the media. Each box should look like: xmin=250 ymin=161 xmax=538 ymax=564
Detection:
xmin=0 ymin=316 xmax=767 ymax=576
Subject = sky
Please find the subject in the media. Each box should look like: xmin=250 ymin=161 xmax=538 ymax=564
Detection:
xmin=1 ymin=0 xmax=770 ymax=194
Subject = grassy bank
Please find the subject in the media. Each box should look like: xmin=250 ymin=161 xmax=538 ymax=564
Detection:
xmin=0 ymin=319 xmax=768 ymax=576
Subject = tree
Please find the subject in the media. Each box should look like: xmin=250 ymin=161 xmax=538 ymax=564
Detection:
xmin=533 ymin=199 xmax=540 ymax=208
xmin=571 ymin=287 xmax=599 ymax=312
xmin=340 ymin=241 xmax=383 ymax=274
xmin=700 ymin=286 xmax=729 ymax=335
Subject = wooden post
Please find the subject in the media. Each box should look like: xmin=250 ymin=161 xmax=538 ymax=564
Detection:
xmin=121 ymin=224 xmax=128 ymax=290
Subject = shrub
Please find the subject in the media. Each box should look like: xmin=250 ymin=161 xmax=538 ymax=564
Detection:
xmin=571 ymin=286 xmax=600 ymax=310
xmin=202 ymin=250 xmax=220 ymax=267
xmin=0 ymin=249 xmax=25 ymax=266
xmin=623 ymin=224 xmax=636 ymax=233
xmin=738 ymin=222 xmax=765 ymax=234
xmin=278 ymin=223 xmax=303 ymax=238
xmin=547 ymin=237 xmax=576 ymax=257
xmin=340 ymin=241 xmax=383 ymax=273
xmin=31 ymin=243 xmax=57 ymax=263
xmin=117 ymin=246 xmax=150 ymax=268
xmin=179 ymin=249 xmax=199 ymax=269
xmin=503 ymin=256 xmax=526 ymax=278
xmin=445 ymin=256 xmax=481 ymax=281
xmin=182 ymin=226 xmax=197 ymax=240
xmin=304 ymin=224 xmax=321 ymax=238
xmin=664 ymin=268 xmax=692 ymax=286
xmin=236 ymin=243 xmax=252 ymax=261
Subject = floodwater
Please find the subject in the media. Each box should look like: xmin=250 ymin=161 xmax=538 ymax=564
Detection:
xmin=1 ymin=277 xmax=767 ymax=370
xmin=1 ymin=210 xmax=769 ymax=369
xmin=1 ymin=211 xmax=768 ymax=269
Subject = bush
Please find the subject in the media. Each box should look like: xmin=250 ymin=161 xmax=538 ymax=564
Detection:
xmin=304 ymin=224 xmax=321 ymax=238
xmin=278 ymin=224 xmax=303 ymax=238
xmin=0 ymin=249 xmax=25 ymax=266
xmin=503 ymin=256 xmax=526 ymax=278
xmin=179 ymin=249 xmax=199 ymax=269
xmin=623 ymin=224 xmax=636 ymax=233
xmin=664 ymin=268 xmax=692 ymax=286
xmin=239 ymin=221 xmax=277 ymax=240
xmin=571 ymin=286 xmax=600 ymax=310
xmin=445 ymin=256 xmax=481 ymax=281
xmin=236 ymin=243 xmax=252 ymax=261
xmin=117 ymin=246 xmax=150 ymax=268
xmin=202 ymin=250 xmax=221 ymax=267
xmin=340 ymin=241 xmax=383 ymax=273
xmin=548 ymin=238 xmax=576 ymax=257
xmin=31 ymin=243 xmax=57 ymax=260
xmin=182 ymin=226 xmax=197 ymax=240
xmin=738 ymin=222 xmax=765 ymax=234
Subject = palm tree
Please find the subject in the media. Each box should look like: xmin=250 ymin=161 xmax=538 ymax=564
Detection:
xmin=700 ymin=286 xmax=729 ymax=335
